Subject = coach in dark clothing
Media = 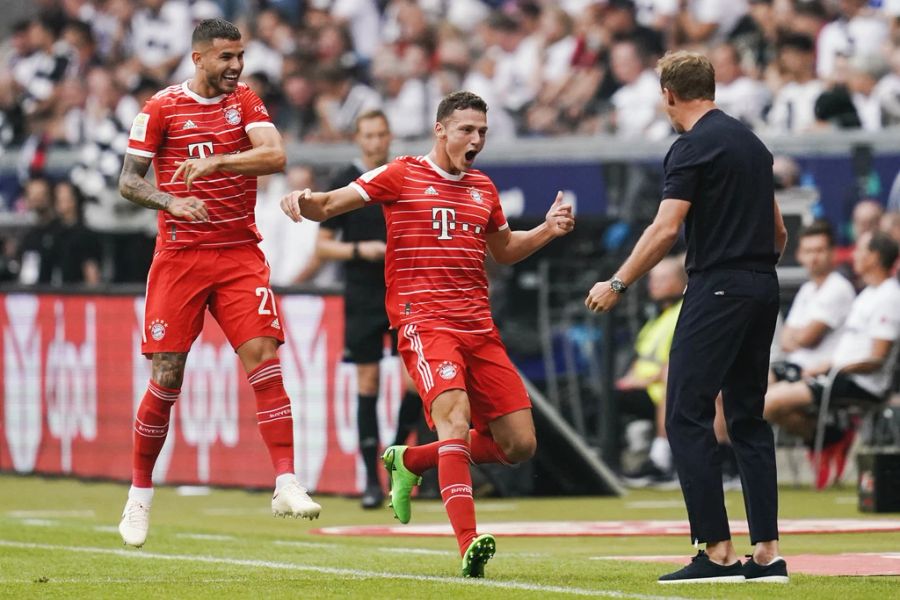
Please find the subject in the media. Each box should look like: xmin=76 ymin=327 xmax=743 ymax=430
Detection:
xmin=586 ymin=51 xmax=789 ymax=584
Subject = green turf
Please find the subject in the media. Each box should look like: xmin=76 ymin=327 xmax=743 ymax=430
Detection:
xmin=0 ymin=474 xmax=896 ymax=599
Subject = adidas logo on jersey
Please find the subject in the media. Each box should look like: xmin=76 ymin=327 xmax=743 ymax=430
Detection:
xmin=182 ymin=120 xmax=198 ymax=130
xmin=270 ymin=318 xmax=281 ymax=330
xmin=424 ymin=186 xmax=438 ymax=196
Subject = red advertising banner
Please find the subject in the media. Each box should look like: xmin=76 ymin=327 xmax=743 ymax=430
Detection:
xmin=0 ymin=293 xmax=405 ymax=494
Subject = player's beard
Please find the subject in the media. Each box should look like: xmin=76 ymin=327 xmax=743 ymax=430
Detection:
xmin=209 ymin=69 xmax=240 ymax=95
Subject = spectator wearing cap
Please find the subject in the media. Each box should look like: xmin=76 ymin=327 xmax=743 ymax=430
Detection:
xmin=711 ymin=42 xmax=770 ymax=128
xmin=603 ymin=0 xmax=665 ymax=59
xmin=817 ymin=0 xmax=888 ymax=81
xmin=767 ymin=34 xmax=824 ymax=133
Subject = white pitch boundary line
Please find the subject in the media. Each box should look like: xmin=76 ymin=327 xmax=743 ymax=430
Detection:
xmin=0 ymin=540 xmax=692 ymax=600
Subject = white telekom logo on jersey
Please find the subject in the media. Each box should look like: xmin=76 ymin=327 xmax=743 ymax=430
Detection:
xmin=187 ymin=141 xmax=214 ymax=159
xmin=432 ymin=207 xmax=456 ymax=240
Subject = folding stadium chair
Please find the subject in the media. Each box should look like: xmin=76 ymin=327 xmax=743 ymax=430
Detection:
xmin=811 ymin=356 xmax=900 ymax=489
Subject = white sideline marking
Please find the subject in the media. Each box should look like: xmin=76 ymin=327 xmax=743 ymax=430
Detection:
xmin=176 ymin=533 xmax=235 ymax=541
xmin=834 ymin=496 xmax=857 ymax=505
xmin=8 ymin=510 xmax=95 ymax=519
xmin=203 ymin=508 xmax=271 ymax=516
xmin=176 ymin=486 xmax=212 ymax=496
xmin=624 ymin=501 xmax=684 ymax=510
xmin=375 ymin=547 xmax=452 ymax=556
xmin=273 ymin=540 xmax=341 ymax=549
xmin=0 ymin=539 xmax=691 ymax=600
xmin=93 ymin=526 xmax=120 ymax=534
xmin=19 ymin=519 xmax=58 ymax=527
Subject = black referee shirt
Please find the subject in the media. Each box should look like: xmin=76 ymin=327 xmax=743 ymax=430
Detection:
xmin=320 ymin=160 xmax=387 ymax=296
xmin=663 ymin=109 xmax=778 ymax=274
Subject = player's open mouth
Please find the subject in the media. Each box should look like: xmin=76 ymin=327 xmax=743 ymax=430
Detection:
xmin=223 ymin=73 xmax=239 ymax=82
xmin=465 ymin=150 xmax=478 ymax=162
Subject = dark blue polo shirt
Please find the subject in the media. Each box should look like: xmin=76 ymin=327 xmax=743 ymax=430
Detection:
xmin=662 ymin=109 xmax=778 ymax=274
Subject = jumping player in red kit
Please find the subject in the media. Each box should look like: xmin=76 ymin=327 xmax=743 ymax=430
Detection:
xmin=116 ymin=18 xmax=320 ymax=548
xmin=280 ymin=91 xmax=574 ymax=577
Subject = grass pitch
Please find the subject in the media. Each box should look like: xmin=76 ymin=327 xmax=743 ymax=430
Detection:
xmin=0 ymin=474 xmax=896 ymax=599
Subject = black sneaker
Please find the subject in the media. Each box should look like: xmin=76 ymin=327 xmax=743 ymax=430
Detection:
xmin=360 ymin=483 xmax=384 ymax=509
xmin=658 ymin=550 xmax=745 ymax=584
xmin=742 ymin=556 xmax=789 ymax=583
xmin=623 ymin=460 xmax=677 ymax=489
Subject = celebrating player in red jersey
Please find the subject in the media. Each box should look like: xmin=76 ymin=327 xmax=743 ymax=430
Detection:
xmin=280 ymin=91 xmax=574 ymax=577
xmin=116 ymin=18 xmax=320 ymax=548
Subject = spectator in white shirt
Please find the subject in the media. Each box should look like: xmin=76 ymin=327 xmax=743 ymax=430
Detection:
xmin=771 ymin=221 xmax=857 ymax=384
xmin=816 ymin=0 xmax=889 ymax=81
xmin=847 ymin=52 xmax=890 ymax=131
xmin=712 ymin=42 xmax=770 ymax=127
xmin=128 ymin=0 xmax=191 ymax=82
xmin=673 ymin=0 xmax=748 ymax=46
xmin=486 ymin=11 xmax=541 ymax=115
xmin=767 ymin=34 xmax=824 ymax=133
xmin=875 ymin=47 xmax=900 ymax=126
xmin=764 ymin=231 xmax=900 ymax=443
xmin=329 ymin=0 xmax=381 ymax=63
xmin=313 ymin=64 xmax=382 ymax=141
xmin=609 ymin=38 xmax=665 ymax=138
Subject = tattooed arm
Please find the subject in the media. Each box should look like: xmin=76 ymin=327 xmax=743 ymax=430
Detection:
xmin=118 ymin=153 xmax=209 ymax=222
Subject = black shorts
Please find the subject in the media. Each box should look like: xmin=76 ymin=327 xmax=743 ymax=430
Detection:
xmin=771 ymin=361 xmax=803 ymax=383
xmin=344 ymin=302 xmax=396 ymax=364
xmin=806 ymin=373 xmax=881 ymax=406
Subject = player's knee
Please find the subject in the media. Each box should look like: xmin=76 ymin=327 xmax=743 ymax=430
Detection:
xmin=356 ymin=364 xmax=380 ymax=396
xmin=502 ymin=435 xmax=536 ymax=463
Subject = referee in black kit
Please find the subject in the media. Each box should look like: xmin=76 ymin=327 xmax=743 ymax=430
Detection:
xmin=317 ymin=109 xmax=422 ymax=509
xmin=586 ymin=51 xmax=789 ymax=584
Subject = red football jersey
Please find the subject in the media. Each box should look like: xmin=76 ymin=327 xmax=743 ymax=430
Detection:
xmin=126 ymin=81 xmax=275 ymax=249
xmin=350 ymin=155 xmax=508 ymax=333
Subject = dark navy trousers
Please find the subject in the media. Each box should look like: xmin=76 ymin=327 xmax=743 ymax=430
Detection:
xmin=666 ymin=268 xmax=780 ymax=545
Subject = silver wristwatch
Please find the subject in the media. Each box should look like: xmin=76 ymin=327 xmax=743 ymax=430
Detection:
xmin=609 ymin=277 xmax=628 ymax=294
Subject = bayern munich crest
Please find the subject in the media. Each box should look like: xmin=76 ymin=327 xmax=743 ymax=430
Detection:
xmin=224 ymin=107 xmax=241 ymax=125
xmin=436 ymin=361 xmax=458 ymax=380
xmin=469 ymin=188 xmax=483 ymax=203
xmin=149 ymin=319 xmax=168 ymax=341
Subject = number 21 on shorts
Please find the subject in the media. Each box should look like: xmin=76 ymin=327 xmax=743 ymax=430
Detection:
xmin=255 ymin=287 xmax=278 ymax=316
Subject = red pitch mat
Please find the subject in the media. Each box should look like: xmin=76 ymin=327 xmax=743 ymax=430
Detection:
xmin=314 ymin=518 xmax=900 ymax=538
xmin=592 ymin=553 xmax=900 ymax=576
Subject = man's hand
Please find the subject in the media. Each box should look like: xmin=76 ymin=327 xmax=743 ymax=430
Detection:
xmin=281 ymin=188 xmax=311 ymax=222
xmin=166 ymin=196 xmax=209 ymax=222
xmin=357 ymin=240 xmax=386 ymax=261
xmin=171 ymin=156 xmax=220 ymax=190
xmin=585 ymin=281 xmax=622 ymax=313
xmin=546 ymin=191 xmax=575 ymax=237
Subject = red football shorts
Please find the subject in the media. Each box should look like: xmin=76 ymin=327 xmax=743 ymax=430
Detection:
xmin=397 ymin=324 xmax=531 ymax=432
xmin=141 ymin=244 xmax=284 ymax=356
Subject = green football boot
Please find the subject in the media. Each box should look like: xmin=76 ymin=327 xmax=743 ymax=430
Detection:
xmin=382 ymin=445 xmax=421 ymax=524
xmin=461 ymin=533 xmax=496 ymax=578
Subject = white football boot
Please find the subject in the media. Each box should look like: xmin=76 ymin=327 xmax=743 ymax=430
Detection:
xmin=271 ymin=477 xmax=321 ymax=519
xmin=119 ymin=498 xmax=151 ymax=547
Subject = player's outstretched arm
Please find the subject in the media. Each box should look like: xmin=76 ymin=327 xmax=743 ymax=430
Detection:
xmin=119 ymin=154 xmax=209 ymax=222
xmin=170 ymin=126 xmax=286 ymax=190
xmin=280 ymin=186 xmax=366 ymax=223
xmin=487 ymin=191 xmax=574 ymax=265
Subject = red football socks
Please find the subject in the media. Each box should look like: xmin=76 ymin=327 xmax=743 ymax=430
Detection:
xmin=248 ymin=359 xmax=295 ymax=476
xmin=403 ymin=429 xmax=511 ymax=475
xmin=132 ymin=380 xmax=179 ymax=488
xmin=438 ymin=439 xmax=477 ymax=555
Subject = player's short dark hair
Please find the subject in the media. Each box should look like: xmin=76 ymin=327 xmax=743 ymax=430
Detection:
xmin=798 ymin=220 xmax=835 ymax=247
xmin=436 ymin=91 xmax=488 ymax=123
xmin=657 ymin=51 xmax=715 ymax=101
xmin=192 ymin=18 xmax=241 ymax=48
xmin=866 ymin=231 xmax=899 ymax=271
xmin=355 ymin=109 xmax=389 ymax=133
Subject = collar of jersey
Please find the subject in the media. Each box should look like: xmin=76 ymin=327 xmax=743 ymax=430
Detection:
xmin=181 ymin=81 xmax=225 ymax=105
xmin=423 ymin=155 xmax=466 ymax=181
